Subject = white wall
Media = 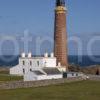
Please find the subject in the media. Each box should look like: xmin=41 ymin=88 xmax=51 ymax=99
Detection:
xmin=37 ymin=75 xmax=62 ymax=80
xmin=10 ymin=56 xmax=57 ymax=76
xmin=67 ymin=73 xmax=84 ymax=78
xmin=24 ymin=72 xmax=62 ymax=81
xmin=43 ymin=58 xmax=56 ymax=67
xmin=10 ymin=65 xmax=23 ymax=76
xmin=24 ymin=72 xmax=38 ymax=81
xmin=19 ymin=57 xmax=56 ymax=68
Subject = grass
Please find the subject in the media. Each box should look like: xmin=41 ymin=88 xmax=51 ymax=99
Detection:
xmin=0 ymin=70 xmax=9 ymax=74
xmin=0 ymin=80 xmax=100 ymax=100
xmin=0 ymin=74 xmax=23 ymax=82
xmin=0 ymin=69 xmax=23 ymax=82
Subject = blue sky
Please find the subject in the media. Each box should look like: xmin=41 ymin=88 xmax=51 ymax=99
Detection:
xmin=0 ymin=0 xmax=100 ymax=55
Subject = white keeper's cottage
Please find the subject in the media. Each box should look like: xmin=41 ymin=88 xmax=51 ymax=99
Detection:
xmin=10 ymin=52 xmax=66 ymax=81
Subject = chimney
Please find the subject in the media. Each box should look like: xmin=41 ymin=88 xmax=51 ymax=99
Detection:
xmin=21 ymin=52 xmax=25 ymax=58
xmin=28 ymin=52 xmax=32 ymax=58
xmin=44 ymin=53 xmax=48 ymax=57
xmin=50 ymin=53 xmax=54 ymax=57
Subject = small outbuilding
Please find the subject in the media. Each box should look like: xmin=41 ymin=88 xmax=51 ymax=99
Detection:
xmin=63 ymin=72 xmax=84 ymax=78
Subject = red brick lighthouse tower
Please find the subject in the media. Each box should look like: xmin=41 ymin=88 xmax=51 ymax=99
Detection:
xmin=54 ymin=0 xmax=68 ymax=70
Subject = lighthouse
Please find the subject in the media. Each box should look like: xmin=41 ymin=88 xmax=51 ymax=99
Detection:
xmin=54 ymin=0 xmax=68 ymax=70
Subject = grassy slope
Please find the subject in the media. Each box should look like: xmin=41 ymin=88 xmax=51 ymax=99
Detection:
xmin=0 ymin=74 xmax=23 ymax=82
xmin=0 ymin=81 xmax=100 ymax=100
xmin=0 ymin=69 xmax=23 ymax=82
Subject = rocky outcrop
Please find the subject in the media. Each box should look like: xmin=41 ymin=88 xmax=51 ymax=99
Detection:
xmin=82 ymin=65 xmax=100 ymax=75
xmin=69 ymin=64 xmax=100 ymax=75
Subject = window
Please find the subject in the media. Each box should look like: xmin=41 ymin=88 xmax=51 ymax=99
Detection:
xmin=72 ymin=73 xmax=74 ymax=76
xmin=76 ymin=73 xmax=78 ymax=76
xmin=23 ymin=69 xmax=25 ymax=74
xmin=37 ymin=61 xmax=39 ymax=66
xmin=23 ymin=61 xmax=25 ymax=65
xmin=30 ymin=61 xmax=32 ymax=66
xmin=30 ymin=69 xmax=32 ymax=71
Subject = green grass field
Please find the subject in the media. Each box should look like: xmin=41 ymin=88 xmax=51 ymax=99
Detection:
xmin=0 ymin=74 xmax=23 ymax=82
xmin=0 ymin=80 xmax=100 ymax=100
xmin=0 ymin=69 xmax=23 ymax=82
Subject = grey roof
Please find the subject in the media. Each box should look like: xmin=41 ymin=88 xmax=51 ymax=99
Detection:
xmin=32 ymin=70 xmax=45 ymax=75
xmin=65 ymin=72 xmax=83 ymax=74
xmin=43 ymin=68 xmax=61 ymax=75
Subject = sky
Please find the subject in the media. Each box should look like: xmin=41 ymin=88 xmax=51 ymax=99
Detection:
xmin=0 ymin=0 xmax=100 ymax=56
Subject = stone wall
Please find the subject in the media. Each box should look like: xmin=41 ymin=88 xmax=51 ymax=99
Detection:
xmin=0 ymin=77 xmax=83 ymax=90
xmin=88 ymin=75 xmax=100 ymax=81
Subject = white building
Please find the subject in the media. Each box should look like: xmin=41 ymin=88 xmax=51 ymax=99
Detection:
xmin=10 ymin=52 xmax=64 ymax=81
xmin=24 ymin=68 xmax=62 ymax=81
xmin=63 ymin=72 xmax=84 ymax=78
xmin=10 ymin=52 xmax=86 ymax=81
